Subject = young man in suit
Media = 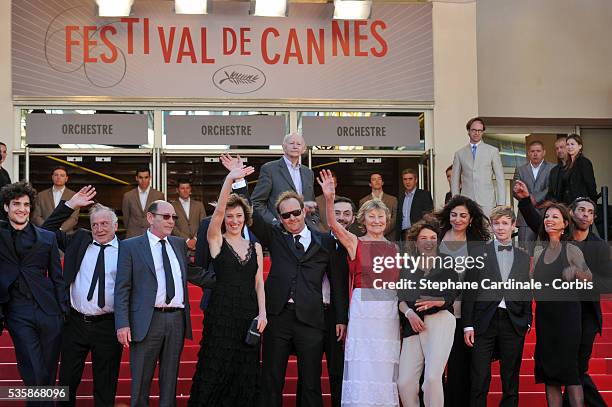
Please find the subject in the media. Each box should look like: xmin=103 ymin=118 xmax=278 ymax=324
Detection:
xmin=463 ymin=206 xmax=532 ymax=407
xmin=171 ymin=178 xmax=206 ymax=253
xmin=451 ymin=117 xmax=506 ymax=216
xmin=359 ymin=172 xmax=398 ymax=240
xmin=515 ymin=182 xmax=611 ymax=407
xmin=512 ymin=140 xmax=554 ymax=254
xmin=251 ymin=190 xmax=348 ymax=407
xmin=31 ymin=166 xmax=79 ymax=232
xmin=42 ymin=186 xmax=125 ymax=407
xmin=0 ymin=182 xmax=68 ymax=390
xmin=121 ymin=167 xmax=164 ymax=238
xmin=396 ymin=168 xmax=433 ymax=241
xmin=251 ymin=132 xmax=319 ymax=227
xmin=114 ymin=200 xmax=215 ymax=407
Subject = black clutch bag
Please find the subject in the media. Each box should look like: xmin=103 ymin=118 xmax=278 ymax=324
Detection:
xmin=245 ymin=318 xmax=261 ymax=346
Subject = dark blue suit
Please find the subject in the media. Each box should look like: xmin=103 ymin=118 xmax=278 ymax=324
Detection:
xmin=0 ymin=220 xmax=67 ymax=390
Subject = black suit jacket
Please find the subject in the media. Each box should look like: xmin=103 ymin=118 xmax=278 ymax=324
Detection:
xmin=327 ymin=232 xmax=350 ymax=324
xmin=0 ymin=167 xmax=10 ymax=190
xmin=547 ymin=156 xmax=598 ymax=204
xmin=250 ymin=210 xmax=348 ymax=329
xmin=396 ymin=189 xmax=433 ymax=240
xmin=0 ymin=221 xmax=68 ymax=318
xmin=462 ymin=242 xmax=533 ymax=336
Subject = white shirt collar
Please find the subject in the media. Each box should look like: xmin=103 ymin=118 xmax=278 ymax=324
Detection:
xmin=93 ymin=235 xmax=119 ymax=249
xmin=530 ymin=161 xmax=543 ymax=170
xmin=292 ymin=225 xmax=310 ymax=239
xmin=138 ymin=186 xmax=151 ymax=194
xmin=147 ymin=229 xmax=168 ymax=245
xmin=470 ymin=141 xmax=482 ymax=148
xmin=405 ymin=188 xmax=416 ymax=197
xmin=494 ymin=239 xmax=513 ymax=248
xmin=179 ymin=197 xmax=190 ymax=204
xmin=53 ymin=186 xmax=65 ymax=193
xmin=283 ymin=155 xmax=300 ymax=169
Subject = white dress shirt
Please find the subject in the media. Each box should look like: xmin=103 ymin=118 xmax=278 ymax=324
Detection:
xmin=71 ymin=236 xmax=119 ymax=315
xmin=530 ymin=161 xmax=543 ymax=181
xmin=139 ymin=186 xmax=151 ymax=211
xmin=147 ymin=230 xmax=185 ymax=308
xmin=401 ymin=189 xmax=416 ymax=230
xmin=283 ymin=155 xmax=303 ymax=195
xmin=52 ymin=186 xmax=65 ymax=208
xmin=179 ymin=197 xmax=190 ymax=220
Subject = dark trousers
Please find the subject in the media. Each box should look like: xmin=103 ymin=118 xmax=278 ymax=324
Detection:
xmin=130 ymin=309 xmax=185 ymax=407
xmin=260 ymin=305 xmax=324 ymax=407
xmin=58 ymin=311 xmax=122 ymax=407
xmin=323 ymin=304 xmax=344 ymax=407
xmin=5 ymin=300 xmax=63 ymax=407
xmin=445 ymin=318 xmax=471 ymax=407
xmin=563 ymin=305 xmax=607 ymax=407
xmin=470 ymin=308 xmax=525 ymax=407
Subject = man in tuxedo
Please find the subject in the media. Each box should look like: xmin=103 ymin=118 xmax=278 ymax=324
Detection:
xmin=122 ymin=168 xmax=164 ymax=238
xmin=546 ymin=135 xmax=568 ymax=201
xmin=0 ymin=182 xmax=68 ymax=392
xmin=0 ymin=142 xmax=11 ymax=189
xmin=451 ymin=117 xmax=506 ymax=216
xmin=251 ymin=132 xmax=319 ymax=227
xmin=512 ymin=140 xmax=554 ymax=254
xmin=41 ymin=186 xmax=124 ymax=407
xmin=171 ymin=178 xmax=206 ymax=254
xmin=463 ymin=206 xmax=532 ymax=407
xmin=515 ymin=182 xmax=611 ymax=407
xmin=114 ymin=200 xmax=215 ymax=407
xmin=359 ymin=172 xmax=398 ymax=240
xmin=396 ymin=168 xmax=433 ymax=241
xmin=251 ymin=190 xmax=348 ymax=407
xmin=31 ymin=166 xmax=79 ymax=232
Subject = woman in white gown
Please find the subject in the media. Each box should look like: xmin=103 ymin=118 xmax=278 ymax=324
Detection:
xmin=318 ymin=169 xmax=400 ymax=407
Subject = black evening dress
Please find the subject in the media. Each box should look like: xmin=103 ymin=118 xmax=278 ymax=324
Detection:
xmin=188 ymin=239 xmax=260 ymax=406
xmin=533 ymin=242 xmax=582 ymax=385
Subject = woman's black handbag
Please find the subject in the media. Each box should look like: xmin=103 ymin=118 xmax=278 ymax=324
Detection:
xmin=245 ymin=318 xmax=261 ymax=346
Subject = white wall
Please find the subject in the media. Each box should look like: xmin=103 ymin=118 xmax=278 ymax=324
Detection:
xmin=582 ymin=128 xmax=612 ymax=195
xmin=477 ymin=0 xmax=612 ymax=118
xmin=431 ymin=1 xmax=479 ymax=206
xmin=0 ymin=0 xmax=12 ymax=180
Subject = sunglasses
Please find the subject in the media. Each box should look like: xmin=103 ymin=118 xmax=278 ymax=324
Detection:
xmin=152 ymin=213 xmax=179 ymax=221
xmin=279 ymin=209 xmax=302 ymax=220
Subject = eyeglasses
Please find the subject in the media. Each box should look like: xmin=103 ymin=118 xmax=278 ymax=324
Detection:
xmin=469 ymin=129 xmax=484 ymax=134
xmin=151 ymin=213 xmax=179 ymax=221
xmin=279 ymin=209 xmax=302 ymax=220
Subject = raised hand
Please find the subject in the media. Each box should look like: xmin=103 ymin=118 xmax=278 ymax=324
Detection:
xmin=513 ymin=180 xmax=530 ymax=199
xmin=316 ymin=169 xmax=336 ymax=198
xmin=228 ymin=165 xmax=255 ymax=181
xmin=220 ymin=153 xmax=244 ymax=172
xmin=66 ymin=185 xmax=96 ymax=209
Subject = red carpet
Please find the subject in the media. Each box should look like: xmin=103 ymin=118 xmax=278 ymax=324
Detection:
xmin=1 ymin=262 xmax=612 ymax=406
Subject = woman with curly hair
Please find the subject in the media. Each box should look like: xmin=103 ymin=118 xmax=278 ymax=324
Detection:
xmin=397 ymin=220 xmax=458 ymax=407
xmin=533 ymin=202 xmax=592 ymax=407
xmin=319 ymin=169 xmax=401 ymax=407
xmin=433 ymin=195 xmax=491 ymax=407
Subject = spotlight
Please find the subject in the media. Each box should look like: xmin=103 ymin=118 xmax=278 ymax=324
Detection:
xmin=96 ymin=0 xmax=134 ymax=17
xmin=175 ymin=0 xmax=211 ymax=14
xmin=333 ymin=0 xmax=372 ymax=20
xmin=250 ymin=0 xmax=288 ymax=17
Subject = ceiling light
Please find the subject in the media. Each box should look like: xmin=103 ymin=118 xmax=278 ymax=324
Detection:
xmin=333 ymin=0 xmax=372 ymax=20
xmin=175 ymin=0 xmax=211 ymax=14
xmin=96 ymin=0 xmax=133 ymax=17
xmin=250 ymin=0 xmax=288 ymax=17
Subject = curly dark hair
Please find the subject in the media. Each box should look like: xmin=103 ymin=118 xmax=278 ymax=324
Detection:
xmin=0 ymin=181 xmax=37 ymax=215
xmin=538 ymin=201 xmax=574 ymax=241
xmin=221 ymin=193 xmax=253 ymax=234
xmin=434 ymin=195 xmax=491 ymax=242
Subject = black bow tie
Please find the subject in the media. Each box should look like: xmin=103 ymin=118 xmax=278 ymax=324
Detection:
xmin=497 ymin=245 xmax=512 ymax=252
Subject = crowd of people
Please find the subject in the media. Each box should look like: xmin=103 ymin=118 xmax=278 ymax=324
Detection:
xmin=0 ymin=118 xmax=610 ymax=407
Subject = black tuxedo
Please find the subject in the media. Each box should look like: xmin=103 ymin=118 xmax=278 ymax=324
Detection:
xmin=42 ymin=202 xmax=123 ymax=407
xmin=396 ymin=188 xmax=433 ymax=240
xmin=462 ymin=242 xmax=532 ymax=407
xmin=250 ymin=209 xmax=348 ymax=407
xmin=0 ymin=219 xmax=67 ymax=392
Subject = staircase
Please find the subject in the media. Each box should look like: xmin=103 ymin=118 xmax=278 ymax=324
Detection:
xmin=2 ymin=282 xmax=612 ymax=405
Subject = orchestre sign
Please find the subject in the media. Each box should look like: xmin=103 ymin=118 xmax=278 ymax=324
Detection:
xmin=302 ymin=116 xmax=420 ymax=147
xmin=12 ymin=1 xmax=433 ymax=101
xmin=25 ymin=114 xmax=149 ymax=145
xmin=165 ymin=115 xmax=285 ymax=145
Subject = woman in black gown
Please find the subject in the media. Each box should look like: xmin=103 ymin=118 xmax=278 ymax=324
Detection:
xmin=553 ymin=134 xmax=597 ymax=205
xmin=189 ymin=161 xmax=267 ymax=407
xmin=532 ymin=202 xmax=592 ymax=407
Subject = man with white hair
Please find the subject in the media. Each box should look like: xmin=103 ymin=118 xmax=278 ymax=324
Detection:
xmin=252 ymin=132 xmax=319 ymax=226
xmin=42 ymin=186 xmax=125 ymax=407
